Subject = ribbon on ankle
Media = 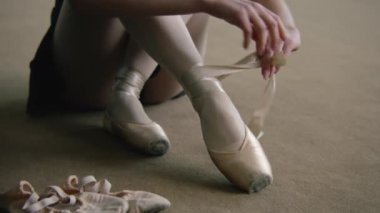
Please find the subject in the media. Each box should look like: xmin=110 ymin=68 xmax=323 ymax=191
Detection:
xmin=114 ymin=68 xmax=147 ymax=98
xmin=190 ymin=52 xmax=286 ymax=139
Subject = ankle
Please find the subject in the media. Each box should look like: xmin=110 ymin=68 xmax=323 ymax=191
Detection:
xmin=178 ymin=63 xmax=204 ymax=88
xmin=113 ymin=68 xmax=147 ymax=97
xmin=183 ymin=75 xmax=223 ymax=99
xmin=188 ymin=80 xmax=246 ymax=152
xmin=106 ymin=68 xmax=151 ymax=124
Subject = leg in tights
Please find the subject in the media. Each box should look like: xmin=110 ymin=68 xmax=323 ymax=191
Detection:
xmin=140 ymin=14 xmax=209 ymax=104
xmin=122 ymin=16 xmax=246 ymax=152
xmin=53 ymin=1 xmax=208 ymax=109
xmin=105 ymin=14 xmax=208 ymax=124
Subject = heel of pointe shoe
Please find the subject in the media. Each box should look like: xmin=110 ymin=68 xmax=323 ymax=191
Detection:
xmin=103 ymin=114 xmax=170 ymax=156
xmin=208 ymin=127 xmax=273 ymax=193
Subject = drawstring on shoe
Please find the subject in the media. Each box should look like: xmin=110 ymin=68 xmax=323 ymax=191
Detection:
xmin=16 ymin=175 xmax=170 ymax=213
xmin=21 ymin=176 xmax=113 ymax=212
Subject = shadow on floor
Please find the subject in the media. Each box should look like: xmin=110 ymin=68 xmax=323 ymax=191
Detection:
xmin=0 ymin=100 xmax=242 ymax=194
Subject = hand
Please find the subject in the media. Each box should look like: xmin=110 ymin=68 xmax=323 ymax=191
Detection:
xmin=203 ymin=0 xmax=286 ymax=55
xmin=283 ymin=26 xmax=301 ymax=56
xmin=261 ymin=26 xmax=301 ymax=79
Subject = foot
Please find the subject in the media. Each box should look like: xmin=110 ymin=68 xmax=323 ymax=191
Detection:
xmin=181 ymin=66 xmax=273 ymax=193
xmin=104 ymin=69 xmax=170 ymax=156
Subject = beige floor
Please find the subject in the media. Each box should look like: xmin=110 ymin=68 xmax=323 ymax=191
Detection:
xmin=1 ymin=0 xmax=380 ymax=212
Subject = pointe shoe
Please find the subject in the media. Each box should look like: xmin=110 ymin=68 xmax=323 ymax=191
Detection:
xmin=4 ymin=175 xmax=171 ymax=213
xmin=103 ymin=114 xmax=170 ymax=156
xmin=185 ymin=78 xmax=273 ymax=193
xmin=180 ymin=53 xmax=280 ymax=193
xmin=208 ymin=126 xmax=273 ymax=193
xmin=104 ymin=68 xmax=170 ymax=156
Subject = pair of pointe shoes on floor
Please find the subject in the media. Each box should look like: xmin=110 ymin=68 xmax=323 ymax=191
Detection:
xmin=104 ymin=53 xmax=285 ymax=194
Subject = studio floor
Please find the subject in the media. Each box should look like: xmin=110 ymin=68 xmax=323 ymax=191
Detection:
xmin=0 ymin=0 xmax=379 ymax=212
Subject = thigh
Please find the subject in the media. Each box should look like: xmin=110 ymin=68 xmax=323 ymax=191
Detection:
xmin=53 ymin=0 xmax=127 ymax=109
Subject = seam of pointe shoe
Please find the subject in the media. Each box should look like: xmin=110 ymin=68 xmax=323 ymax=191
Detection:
xmin=207 ymin=127 xmax=249 ymax=155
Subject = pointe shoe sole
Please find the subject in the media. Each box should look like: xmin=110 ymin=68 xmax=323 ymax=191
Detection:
xmin=208 ymin=127 xmax=273 ymax=193
xmin=103 ymin=113 xmax=170 ymax=156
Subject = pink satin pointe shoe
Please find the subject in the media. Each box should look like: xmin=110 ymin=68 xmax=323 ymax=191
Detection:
xmin=208 ymin=126 xmax=273 ymax=193
xmin=181 ymin=53 xmax=282 ymax=193
xmin=0 ymin=175 xmax=171 ymax=213
xmin=184 ymin=76 xmax=273 ymax=193
xmin=104 ymin=68 xmax=170 ymax=156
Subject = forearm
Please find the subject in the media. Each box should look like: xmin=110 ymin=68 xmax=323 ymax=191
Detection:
xmin=71 ymin=0 xmax=206 ymax=16
xmin=254 ymin=0 xmax=296 ymax=29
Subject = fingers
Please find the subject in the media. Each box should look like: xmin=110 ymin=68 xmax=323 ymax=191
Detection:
xmin=248 ymin=7 xmax=268 ymax=56
xmin=261 ymin=46 xmax=273 ymax=80
xmin=271 ymin=12 xmax=287 ymax=41
xmin=249 ymin=3 xmax=287 ymax=80
xmin=215 ymin=1 xmax=290 ymax=79
xmin=260 ymin=36 xmax=283 ymax=79
xmin=283 ymin=39 xmax=299 ymax=56
xmin=283 ymin=28 xmax=301 ymax=56
xmin=283 ymin=41 xmax=292 ymax=56
xmin=250 ymin=3 xmax=285 ymax=56
xmin=239 ymin=10 xmax=253 ymax=49
xmin=256 ymin=8 xmax=280 ymax=53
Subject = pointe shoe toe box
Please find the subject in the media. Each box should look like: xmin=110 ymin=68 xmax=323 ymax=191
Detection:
xmin=104 ymin=114 xmax=170 ymax=156
xmin=209 ymin=127 xmax=273 ymax=193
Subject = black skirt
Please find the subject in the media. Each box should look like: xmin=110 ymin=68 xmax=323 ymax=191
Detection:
xmin=26 ymin=0 xmax=64 ymax=116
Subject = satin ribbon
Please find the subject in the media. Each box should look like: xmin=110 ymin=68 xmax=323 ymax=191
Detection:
xmin=22 ymin=176 xmax=113 ymax=212
xmin=193 ymin=52 xmax=286 ymax=139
